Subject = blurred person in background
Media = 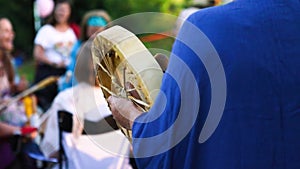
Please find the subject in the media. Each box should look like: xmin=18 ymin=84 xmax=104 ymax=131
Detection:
xmin=174 ymin=0 xmax=233 ymax=36
xmin=0 ymin=17 xmax=37 ymax=169
xmin=0 ymin=17 xmax=28 ymax=95
xmin=174 ymin=0 xmax=216 ymax=36
xmin=58 ymin=9 xmax=111 ymax=91
xmin=33 ymin=0 xmax=77 ymax=111
xmin=41 ymin=41 xmax=132 ymax=169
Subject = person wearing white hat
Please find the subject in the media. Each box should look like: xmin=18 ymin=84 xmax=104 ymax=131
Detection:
xmin=174 ymin=0 xmax=215 ymax=36
xmin=174 ymin=0 xmax=233 ymax=36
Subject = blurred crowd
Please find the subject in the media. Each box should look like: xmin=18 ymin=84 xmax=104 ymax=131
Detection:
xmin=0 ymin=0 xmax=132 ymax=168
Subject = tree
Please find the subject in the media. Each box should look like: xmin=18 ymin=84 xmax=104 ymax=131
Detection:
xmin=103 ymin=0 xmax=186 ymax=19
xmin=0 ymin=0 xmax=35 ymax=59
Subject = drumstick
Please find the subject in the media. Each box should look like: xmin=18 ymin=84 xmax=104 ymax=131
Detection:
xmin=0 ymin=76 xmax=58 ymax=112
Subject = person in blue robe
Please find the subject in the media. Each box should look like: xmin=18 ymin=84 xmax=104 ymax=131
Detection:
xmin=108 ymin=0 xmax=300 ymax=168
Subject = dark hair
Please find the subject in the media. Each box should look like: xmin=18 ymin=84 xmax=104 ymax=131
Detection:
xmin=0 ymin=49 xmax=14 ymax=86
xmin=47 ymin=0 xmax=73 ymax=26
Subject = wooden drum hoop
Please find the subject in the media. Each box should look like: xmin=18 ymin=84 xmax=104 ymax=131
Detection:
xmin=92 ymin=26 xmax=164 ymax=142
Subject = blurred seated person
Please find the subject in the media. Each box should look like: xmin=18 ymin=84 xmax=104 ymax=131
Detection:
xmin=59 ymin=9 xmax=111 ymax=91
xmin=0 ymin=121 xmax=22 ymax=169
xmin=40 ymin=41 xmax=132 ymax=169
xmin=0 ymin=17 xmax=39 ymax=169
xmin=0 ymin=17 xmax=34 ymax=128
xmin=0 ymin=122 xmax=38 ymax=169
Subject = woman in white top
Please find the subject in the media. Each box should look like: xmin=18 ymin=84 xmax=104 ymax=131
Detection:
xmin=40 ymin=41 xmax=132 ymax=169
xmin=33 ymin=0 xmax=77 ymax=111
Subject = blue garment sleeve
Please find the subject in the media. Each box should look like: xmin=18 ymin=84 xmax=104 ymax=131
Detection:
xmin=58 ymin=41 xmax=81 ymax=91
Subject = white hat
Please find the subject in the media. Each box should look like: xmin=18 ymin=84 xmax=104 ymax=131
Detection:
xmin=192 ymin=0 xmax=212 ymax=6
xmin=222 ymin=0 xmax=233 ymax=4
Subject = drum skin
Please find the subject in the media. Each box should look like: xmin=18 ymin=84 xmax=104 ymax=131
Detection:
xmin=92 ymin=26 xmax=163 ymax=141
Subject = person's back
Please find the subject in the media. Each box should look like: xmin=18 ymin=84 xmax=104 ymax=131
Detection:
xmin=188 ymin=0 xmax=299 ymax=168
xmin=132 ymin=0 xmax=300 ymax=168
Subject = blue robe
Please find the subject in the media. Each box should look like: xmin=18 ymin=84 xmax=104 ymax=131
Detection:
xmin=132 ymin=0 xmax=300 ymax=168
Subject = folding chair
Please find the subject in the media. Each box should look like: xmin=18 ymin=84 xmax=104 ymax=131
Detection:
xmin=58 ymin=110 xmax=73 ymax=169
xmin=27 ymin=147 xmax=58 ymax=169
xmin=57 ymin=110 xmax=118 ymax=169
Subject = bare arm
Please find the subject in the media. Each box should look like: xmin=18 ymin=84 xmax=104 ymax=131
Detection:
xmin=33 ymin=45 xmax=52 ymax=65
xmin=33 ymin=45 xmax=65 ymax=68
xmin=0 ymin=122 xmax=19 ymax=137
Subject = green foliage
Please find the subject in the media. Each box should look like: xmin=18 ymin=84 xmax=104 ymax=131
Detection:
xmin=18 ymin=60 xmax=35 ymax=83
xmin=0 ymin=0 xmax=35 ymax=59
xmin=103 ymin=0 xmax=186 ymax=19
xmin=72 ymin=0 xmax=105 ymax=23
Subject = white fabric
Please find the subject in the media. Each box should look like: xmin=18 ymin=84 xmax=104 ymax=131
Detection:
xmin=223 ymin=0 xmax=233 ymax=4
xmin=63 ymin=131 xmax=131 ymax=169
xmin=192 ymin=0 xmax=210 ymax=6
xmin=40 ymin=83 xmax=132 ymax=169
xmin=34 ymin=24 xmax=77 ymax=66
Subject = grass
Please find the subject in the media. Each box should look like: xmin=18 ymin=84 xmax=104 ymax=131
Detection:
xmin=17 ymin=59 xmax=35 ymax=84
